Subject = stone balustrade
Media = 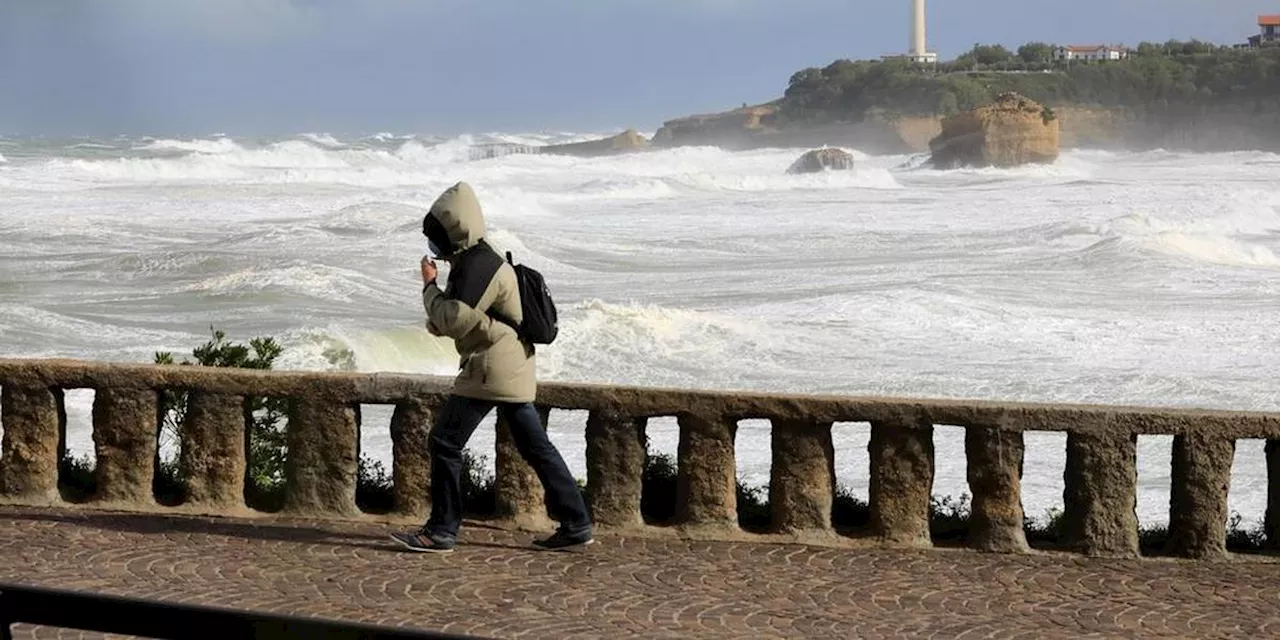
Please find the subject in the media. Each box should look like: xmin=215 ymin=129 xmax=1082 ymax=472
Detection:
xmin=2 ymin=359 xmax=1279 ymax=560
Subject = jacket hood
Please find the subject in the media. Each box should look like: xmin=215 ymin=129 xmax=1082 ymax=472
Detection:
xmin=423 ymin=181 xmax=485 ymax=257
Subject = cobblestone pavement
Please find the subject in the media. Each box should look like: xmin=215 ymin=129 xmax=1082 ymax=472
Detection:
xmin=1 ymin=506 xmax=1278 ymax=639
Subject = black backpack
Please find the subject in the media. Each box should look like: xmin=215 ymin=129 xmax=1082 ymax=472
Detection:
xmin=488 ymin=251 xmax=558 ymax=345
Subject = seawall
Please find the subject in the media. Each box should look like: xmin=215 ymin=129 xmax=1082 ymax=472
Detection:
xmin=2 ymin=358 xmax=1278 ymax=560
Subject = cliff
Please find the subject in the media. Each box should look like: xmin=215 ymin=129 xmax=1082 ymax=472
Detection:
xmin=653 ymin=43 xmax=1280 ymax=155
xmin=928 ymin=93 xmax=1060 ymax=168
xmin=650 ymin=101 xmax=1280 ymax=156
xmin=651 ymin=103 xmax=922 ymax=155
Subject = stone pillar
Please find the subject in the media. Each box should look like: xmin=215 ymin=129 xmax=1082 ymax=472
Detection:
xmin=92 ymin=388 xmax=158 ymax=506
xmin=1063 ymin=431 xmax=1138 ymax=557
xmin=676 ymin=414 xmax=738 ymax=530
xmin=0 ymin=385 xmax=63 ymax=504
xmin=869 ymin=417 xmax=934 ymax=547
xmin=283 ymin=399 xmax=359 ymax=517
xmin=965 ymin=427 xmax=1029 ymax=553
xmin=585 ymin=411 xmax=646 ymax=529
xmin=769 ymin=419 xmax=835 ymax=536
xmin=390 ymin=398 xmax=435 ymax=519
xmin=178 ymin=392 xmax=246 ymax=511
xmin=1167 ymin=432 xmax=1234 ymax=559
xmin=494 ymin=405 xmax=553 ymax=530
xmin=1264 ymin=439 xmax=1280 ymax=551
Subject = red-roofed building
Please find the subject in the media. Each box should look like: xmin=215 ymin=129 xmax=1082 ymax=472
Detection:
xmin=1248 ymin=15 xmax=1280 ymax=47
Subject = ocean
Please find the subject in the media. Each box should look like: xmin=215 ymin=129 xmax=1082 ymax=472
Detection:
xmin=1 ymin=132 xmax=1278 ymax=526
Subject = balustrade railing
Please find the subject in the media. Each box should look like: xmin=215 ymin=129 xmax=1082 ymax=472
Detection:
xmin=2 ymin=359 xmax=1278 ymax=560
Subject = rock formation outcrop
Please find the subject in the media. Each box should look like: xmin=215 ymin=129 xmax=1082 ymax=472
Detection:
xmin=652 ymin=104 xmax=778 ymax=148
xmin=539 ymin=129 xmax=650 ymax=157
xmin=928 ymin=93 xmax=1061 ymax=169
xmin=787 ymin=148 xmax=855 ymax=174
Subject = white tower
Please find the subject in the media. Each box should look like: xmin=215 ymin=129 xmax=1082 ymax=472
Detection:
xmin=908 ymin=0 xmax=937 ymax=64
xmin=912 ymin=0 xmax=926 ymax=57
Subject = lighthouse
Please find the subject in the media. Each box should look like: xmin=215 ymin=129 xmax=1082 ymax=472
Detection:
xmin=908 ymin=0 xmax=938 ymax=64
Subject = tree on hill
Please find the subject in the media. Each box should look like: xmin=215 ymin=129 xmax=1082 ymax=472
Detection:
xmin=1017 ymin=42 xmax=1055 ymax=64
xmin=954 ymin=43 xmax=1016 ymax=68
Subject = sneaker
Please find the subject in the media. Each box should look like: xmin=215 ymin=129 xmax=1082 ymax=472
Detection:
xmin=390 ymin=529 xmax=456 ymax=554
xmin=532 ymin=527 xmax=595 ymax=550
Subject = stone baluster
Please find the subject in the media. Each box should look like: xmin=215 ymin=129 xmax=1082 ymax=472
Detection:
xmin=178 ymin=392 xmax=247 ymax=512
xmin=390 ymin=398 xmax=436 ymax=519
xmin=585 ymin=411 xmax=647 ymax=529
xmin=1063 ymin=430 xmax=1138 ymax=557
xmin=1166 ymin=432 xmax=1235 ymax=559
xmin=92 ymin=388 xmax=159 ymax=506
xmin=1265 ymin=440 xmax=1280 ymax=549
xmin=283 ymin=399 xmax=359 ymax=517
xmin=676 ymin=413 xmax=738 ymax=531
xmin=769 ymin=419 xmax=835 ymax=538
xmin=965 ymin=426 xmax=1029 ymax=553
xmin=869 ymin=416 xmax=934 ymax=547
xmin=0 ymin=385 xmax=64 ymax=504
xmin=494 ymin=405 xmax=553 ymax=530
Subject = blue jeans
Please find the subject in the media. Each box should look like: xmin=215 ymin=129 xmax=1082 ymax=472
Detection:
xmin=425 ymin=395 xmax=592 ymax=540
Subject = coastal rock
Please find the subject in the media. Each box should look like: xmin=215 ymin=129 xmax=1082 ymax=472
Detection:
xmin=653 ymin=104 xmax=778 ymax=148
xmin=928 ymin=92 xmax=1060 ymax=169
xmin=539 ymin=129 xmax=649 ymax=157
xmin=653 ymin=103 xmax=917 ymax=154
xmin=787 ymin=148 xmax=855 ymax=174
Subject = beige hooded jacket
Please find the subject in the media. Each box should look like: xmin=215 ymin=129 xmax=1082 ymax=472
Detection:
xmin=422 ymin=182 xmax=535 ymax=403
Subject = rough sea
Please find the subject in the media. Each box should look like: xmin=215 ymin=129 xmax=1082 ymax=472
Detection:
xmin=1 ymin=132 xmax=1277 ymax=526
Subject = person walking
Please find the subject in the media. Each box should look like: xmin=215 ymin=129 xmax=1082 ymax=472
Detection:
xmin=391 ymin=181 xmax=593 ymax=553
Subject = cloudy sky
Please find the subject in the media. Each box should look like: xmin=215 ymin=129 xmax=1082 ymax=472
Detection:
xmin=0 ymin=1 xmax=1270 ymax=136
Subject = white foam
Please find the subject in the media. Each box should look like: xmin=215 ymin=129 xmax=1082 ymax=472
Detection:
xmin=182 ymin=261 xmax=397 ymax=303
xmin=299 ymin=133 xmax=345 ymax=148
xmin=274 ymin=324 xmax=460 ymax=375
xmin=1088 ymin=209 xmax=1280 ymax=269
xmin=1151 ymin=232 xmax=1280 ymax=268
xmin=140 ymin=137 xmax=241 ymax=154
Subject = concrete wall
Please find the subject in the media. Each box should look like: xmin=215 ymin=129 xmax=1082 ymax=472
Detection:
xmin=3 ymin=358 xmax=1278 ymax=560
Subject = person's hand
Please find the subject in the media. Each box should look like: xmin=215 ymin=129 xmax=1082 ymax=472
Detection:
xmin=420 ymin=254 xmax=438 ymax=285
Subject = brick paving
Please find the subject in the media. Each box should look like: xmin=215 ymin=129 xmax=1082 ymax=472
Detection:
xmin=1 ymin=506 xmax=1279 ymax=639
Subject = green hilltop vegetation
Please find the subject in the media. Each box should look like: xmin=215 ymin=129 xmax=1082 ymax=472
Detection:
xmin=779 ymin=40 xmax=1280 ymax=123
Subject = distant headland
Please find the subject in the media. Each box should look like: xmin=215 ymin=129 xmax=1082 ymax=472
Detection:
xmin=645 ymin=39 xmax=1280 ymax=155
xmin=523 ymin=32 xmax=1280 ymax=159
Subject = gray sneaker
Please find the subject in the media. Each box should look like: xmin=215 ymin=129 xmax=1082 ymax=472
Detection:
xmin=532 ymin=528 xmax=594 ymax=550
xmin=390 ymin=529 xmax=456 ymax=554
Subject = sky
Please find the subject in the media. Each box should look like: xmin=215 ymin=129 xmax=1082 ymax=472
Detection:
xmin=0 ymin=0 xmax=1274 ymax=136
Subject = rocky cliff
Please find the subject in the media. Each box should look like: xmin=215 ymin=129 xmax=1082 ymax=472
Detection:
xmin=928 ymin=93 xmax=1061 ymax=169
xmin=652 ymin=100 xmax=1280 ymax=156
xmin=651 ymin=103 xmax=921 ymax=155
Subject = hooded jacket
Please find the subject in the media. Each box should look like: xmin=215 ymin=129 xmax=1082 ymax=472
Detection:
xmin=422 ymin=182 xmax=535 ymax=403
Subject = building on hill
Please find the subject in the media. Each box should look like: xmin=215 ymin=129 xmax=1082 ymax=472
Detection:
xmin=1052 ymin=45 xmax=1130 ymax=62
xmin=1248 ymin=15 xmax=1280 ymax=47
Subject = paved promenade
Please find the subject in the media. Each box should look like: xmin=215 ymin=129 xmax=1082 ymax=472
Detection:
xmin=1 ymin=506 xmax=1278 ymax=639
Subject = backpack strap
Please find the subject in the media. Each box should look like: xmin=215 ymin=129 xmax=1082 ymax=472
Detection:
xmin=484 ymin=249 xmax=524 ymax=339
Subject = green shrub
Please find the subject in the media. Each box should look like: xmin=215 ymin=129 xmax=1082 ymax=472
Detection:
xmin=640 ymin=452 xmax=679 ymax=524
xmin=155 ymin=327 xmax=287 ymax=504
